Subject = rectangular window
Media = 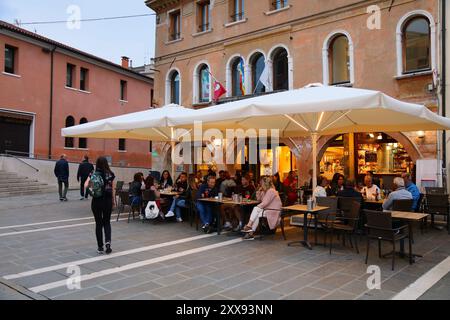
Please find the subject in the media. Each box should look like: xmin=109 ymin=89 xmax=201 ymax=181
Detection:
xmin=271 ymin=0 xmax=288 ymax=10
xmin=66 ymin=63 xmax=75 ymax=88
xmin=169 ymin=10 xmax=181 ymax=41
xmin=120 ymin=80 xmax=128 ymax=101
xmin=4 ymin=45 xmax=17 ymax=74
xmin=230 ymin=0 xmax=244 ymax=22
xmin=119 ymin=139 xmax=126 ymax=151
xmin=197 ymin=1 xmax=210 ymax=32
xmin=80 ymin=68 xmax=88 ymax=91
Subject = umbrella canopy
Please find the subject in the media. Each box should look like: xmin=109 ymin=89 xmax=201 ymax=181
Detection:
xmin=171 ymin=86 xmax=450 ymax=136
xmin=170 ymin=85 xmax=450 ymax=191
xmin=61 ymin=104 xmax=197 ymax=141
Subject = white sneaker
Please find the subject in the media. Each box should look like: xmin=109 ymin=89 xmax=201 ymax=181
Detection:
xmin=223 ymin=221 xmax=232 ymax=229
xmin=140 ymin=214 xmax=144 ymax=220
xmin=176 ymin=217 xmax=183 ymax=222
xmin=165 ymin=211 xmax=175 ymax=218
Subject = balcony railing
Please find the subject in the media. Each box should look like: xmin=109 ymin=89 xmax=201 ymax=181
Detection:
xmin=215 ymin=89 xmax=287 ymax=105
xmin=198 ymin=23 xmax=210 ymax=32
xmin=230 ymin=12 xmax=245 ymax=22
xmin=169 ymin=32 xmax=181 ymax=41
xmin=271 ymin=0 xmax=288 ymax=10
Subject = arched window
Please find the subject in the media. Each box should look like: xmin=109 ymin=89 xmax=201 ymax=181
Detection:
xmin=170 ymin=71 xmax=180 ymax=104
xmin=272 ymin=48 xmax=288 ymax=91
xmin=231 ymin=57 xmax=245 ymax=97
xmin=403 ymin=17 xmax=431 ymax=73
xmin=64 ymin=116 xmax=75 ymax=148
xmin=78 ymin=118 xmax=88 ymax=149
xmin=250 ymin=53 xmax=266 ymax=94
xmin=329 ymin=35 xmax=350 ymax=85
xmin=198 ymin=64 xmax=210 ymax=103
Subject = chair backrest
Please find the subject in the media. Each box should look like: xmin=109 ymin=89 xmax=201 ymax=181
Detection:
xmin=416 ymin=193 xmax=425 ymax=213
xmin=392 ymin=199 xmax=414 ymax=212
xmin=115 ymin=181 xmax=124 ymax=191
xmin=426 ymin=194 xmax=449 ymax=214
xmin=338 ymin=197 xmax=361 ymax=216
xmin=344 ymin=201 xmax=361 ymax=229
xmin=425 ymin=187 xmax=446 ymax=195
xmin=316 ymin=197 xmax=338 ymax=219
xmin=119 ymin=191 xmax=131 ymax=205
xmin=142 ymin=189 xmax=156 ymax=202
xmin=365 ymin=210 xmax=393 ymax=239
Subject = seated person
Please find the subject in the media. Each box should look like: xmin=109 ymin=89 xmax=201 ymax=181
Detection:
xmin=223 ymin=174 xmax=256 ymax=232
xmin=361 ymin=174 xmax=381 ymax=201
xmin=283 ymin=171 xmax=298 ymax=205
xmin=159 ymin=170 xmax=173 ymax=190
xmin=141 ymin=175 xmax=161 ymax=217
xmin=402 ymin=172 xmax=420 ymax=211
xmin=337 ymin=179 xmax=363 ymax=200
xmin=241 ymin=176 xmax=282 ymax=240
xmin=329 ymin=173 xmax=345 ymax=196
xmin=313 ymin=176 xmax=329 ymax=199
xmin=166 ymin=172 xmax=188 ymax=222
xmin=129 ymin=173 xmax=145 ymax=208
xmin=196 ymin=176 xmax=218 ymax=233
xmin=382 ymin=177 xmax=413 ymax=211
xmin=219 ymin=171 xmax=237 ymax=197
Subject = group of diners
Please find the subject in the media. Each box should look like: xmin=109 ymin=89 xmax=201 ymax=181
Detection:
xmin=122 ymin=169 xmax=289 ymax=240
xmin=312 ymin=172 xmax=421 ymax=212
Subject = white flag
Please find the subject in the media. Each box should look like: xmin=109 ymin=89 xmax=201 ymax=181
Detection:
xmin=258 ymin=64 xmax=271 ymax=89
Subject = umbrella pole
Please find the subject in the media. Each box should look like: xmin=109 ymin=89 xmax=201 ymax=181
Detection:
xmin=171 ymin=127 xmax=176 ymax=182
xmin=312 ymin=133 xmax=318 ymax=193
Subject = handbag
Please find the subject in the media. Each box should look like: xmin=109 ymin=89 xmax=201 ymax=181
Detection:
xmin=258 ymin=208 xmax=274 ymax=235
xmin=145 ymin=201 xmax=160 ymax=219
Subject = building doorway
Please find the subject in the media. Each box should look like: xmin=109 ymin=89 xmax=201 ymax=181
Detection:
xmin=0 ymin=112 xmax=33 ymax=155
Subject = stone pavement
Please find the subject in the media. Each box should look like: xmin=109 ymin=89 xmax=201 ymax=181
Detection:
xmin=0 ymin=190 xmax=449 ymax=300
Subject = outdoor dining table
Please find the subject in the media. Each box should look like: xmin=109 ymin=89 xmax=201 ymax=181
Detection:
xmin=159 ymin=190 xmax=182 ymax=197
xmin=281 ymin=205 xmax=330 ymax=250
xmin=197 ymin=197 xmax=261 ymax=235
xmin=389 ymin=211 xmax=430 ymax=264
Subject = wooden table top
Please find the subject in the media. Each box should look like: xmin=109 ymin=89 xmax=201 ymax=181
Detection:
xmin=282 ymin=205 xmax=330 ymax=213
xmin=159 ymin=191 xmax=182 ymax=196
xmin=364 ymin=199 xmax=385 ymax=204
xmin=198 ymin=197 xmax=260 ymax=205
xmin=391 ymin=211 xmax=429 ymax=221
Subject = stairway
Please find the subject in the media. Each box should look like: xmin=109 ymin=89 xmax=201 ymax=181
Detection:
xmin=0 ymin=170 xmax=55 ymax=198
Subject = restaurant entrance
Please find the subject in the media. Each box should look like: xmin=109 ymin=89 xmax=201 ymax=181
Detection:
xmin=320 ymin=133 xmax=415 ymax=189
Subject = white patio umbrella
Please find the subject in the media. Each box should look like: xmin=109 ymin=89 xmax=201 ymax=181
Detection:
xmin=171 ymin=85 xmax=450 ymax=190
xmin=61 ymin=104 xmax=198 ymax=179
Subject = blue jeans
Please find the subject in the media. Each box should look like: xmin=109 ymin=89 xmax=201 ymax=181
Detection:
xmin=196 ymin=201 xmax=213 ymax=226
xmin=169 ymin=198 xmax=186 ymax=219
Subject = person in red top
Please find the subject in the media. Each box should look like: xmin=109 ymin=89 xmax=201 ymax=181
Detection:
xmin=283 ymin=171 xmax=298 ymax=205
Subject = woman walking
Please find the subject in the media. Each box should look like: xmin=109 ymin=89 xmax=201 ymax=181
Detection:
xmin=85 ymin=157 xmax=115 ymax=254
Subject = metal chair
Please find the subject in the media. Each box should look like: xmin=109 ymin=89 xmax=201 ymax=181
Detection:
xmin=425 ymin=194 xmax=449 ymax=231
xmin=392 ymin=199 xmax=414 ymax=212
xmin=117 ymin=191 xmax=139 ymax=223
xmin=328 ymin=201 xmax=361 ymax=255
xmin=425 ymin=187 xmax=446 ymax=195
xmin=364 ymin=210 xmax=412 ymax=270
xmin=338 ymin=197 xmax=363 ymax=239
xmin=115 ymin=181 xmax=124 ymax=207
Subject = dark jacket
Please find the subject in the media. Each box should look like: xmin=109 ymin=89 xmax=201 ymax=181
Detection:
xmin=337 ymin=188 xmax=363 ymax=200
xmin=77 ymin=160 xmax=94 ymax=181
xmin=54 ymin=159 xmax=69 ymax=181
xmin=196 ymin=183 xmax=218 ymax=201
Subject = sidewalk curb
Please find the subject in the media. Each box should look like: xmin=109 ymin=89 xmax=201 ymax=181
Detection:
xmin=0 ymin=278 xmax=49 ymax=300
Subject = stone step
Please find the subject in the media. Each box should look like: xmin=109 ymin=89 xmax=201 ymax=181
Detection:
xmin=0 ymin=181 xmax=45 ymax=188
xmin=0 ymin=189 xmax=56 ymax=198
xmin=0 ymin=186 xmax=51 ymax=193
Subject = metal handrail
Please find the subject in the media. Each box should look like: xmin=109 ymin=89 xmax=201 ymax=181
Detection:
xmin=1 ymin=152 xmax=39 ymax=172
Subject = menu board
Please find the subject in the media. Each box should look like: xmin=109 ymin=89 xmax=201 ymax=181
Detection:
xmin=365 ymin=152 xmax=377 ymax=163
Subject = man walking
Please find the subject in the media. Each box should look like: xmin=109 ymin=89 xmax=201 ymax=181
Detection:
xmin=54 ymin=154 xmax=69 ymax=201
xmin=77 ymin=155 xmax=94 ymax=200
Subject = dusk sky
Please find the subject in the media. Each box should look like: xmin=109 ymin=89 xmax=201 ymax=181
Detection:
xmin=0 ymin=0 xmax=156 ymax=67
